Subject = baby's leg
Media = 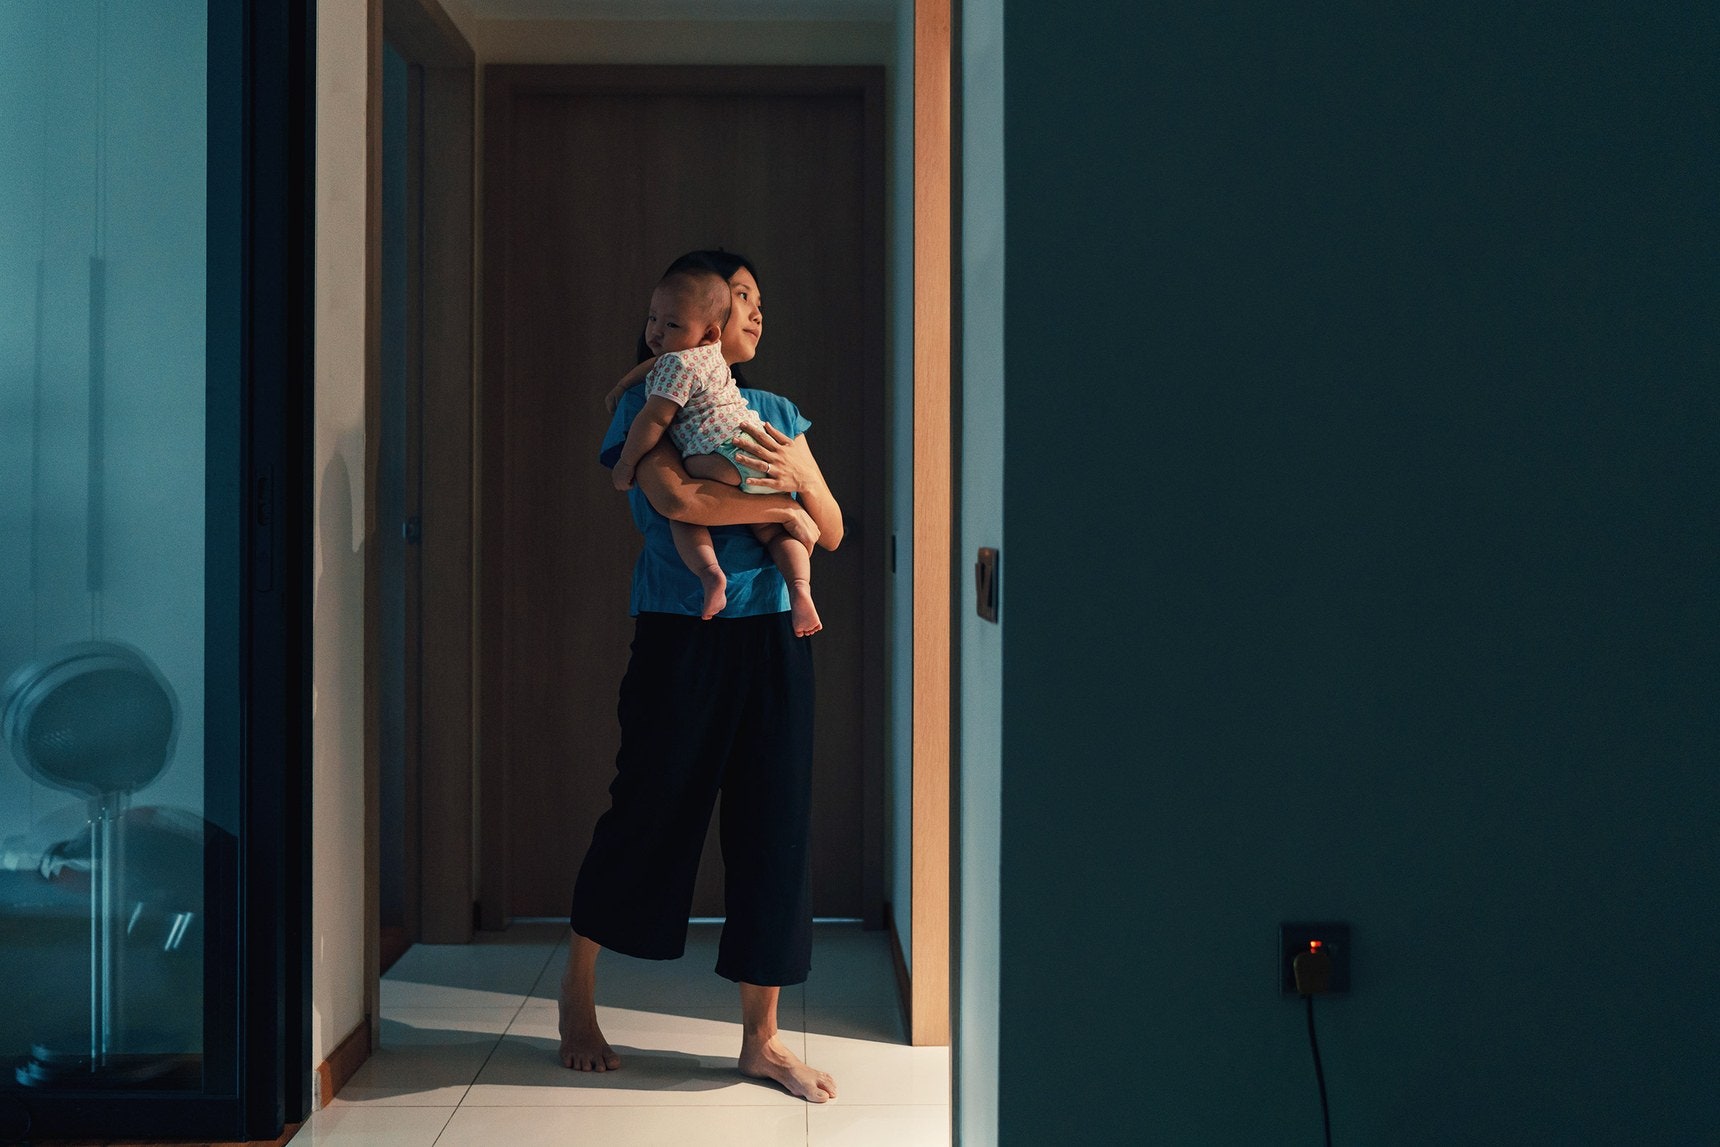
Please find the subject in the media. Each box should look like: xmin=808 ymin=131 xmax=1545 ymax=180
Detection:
xmin=686 ymin=452 xmax=743 ymax=486
xmin=672 ymin=519 xmax=727 ymax=619
xmin=750 ymin=523 xmax=821 ymax=637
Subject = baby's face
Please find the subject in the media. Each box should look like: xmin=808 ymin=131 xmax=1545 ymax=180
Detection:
xmin=644 ymin=285 xmax=715 ymax=357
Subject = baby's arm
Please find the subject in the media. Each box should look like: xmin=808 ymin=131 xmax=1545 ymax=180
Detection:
xmin=604 ymin=356 xmax=660 ymax=414
xmin=611 ymin=394 xmax=681 ymax=491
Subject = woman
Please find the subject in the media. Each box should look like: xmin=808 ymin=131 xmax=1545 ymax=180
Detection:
xmin=558 ymin=251 xmax=842 ymax=1104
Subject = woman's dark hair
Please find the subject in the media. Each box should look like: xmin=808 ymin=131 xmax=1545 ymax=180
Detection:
xmin=635 ymin=249 xmax=761 ymax=384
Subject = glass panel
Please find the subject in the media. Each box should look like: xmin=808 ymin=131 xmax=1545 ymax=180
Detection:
xmin=0 ymin=0 xmax=214 ymax=1091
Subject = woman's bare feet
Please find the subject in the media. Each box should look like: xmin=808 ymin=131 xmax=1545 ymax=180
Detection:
xmin=788 ymin=578 xmax=822 ymax=637
xmin=697 ymin=563 xmax=728 ymax=620
xmin=558 ymin=933 xmax=621 ymax=1072
xmin=738 ymin=982 xmax=834 ymax=1102
xmin=559 ymin=1010 xmax=619 ymax=1073
xmin=739 ymin=1031 xmax=837 ymax=1103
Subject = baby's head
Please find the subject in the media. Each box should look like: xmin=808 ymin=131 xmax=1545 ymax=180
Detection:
xmin=644 ymin=269 xmax=732 ymax=357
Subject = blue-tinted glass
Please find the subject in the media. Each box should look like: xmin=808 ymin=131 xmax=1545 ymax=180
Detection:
xmin=0 ymin=0 xmax=212 ymax=1090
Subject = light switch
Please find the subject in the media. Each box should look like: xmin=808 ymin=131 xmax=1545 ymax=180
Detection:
xmin=975 ymin=547 xmax=999 ymax=623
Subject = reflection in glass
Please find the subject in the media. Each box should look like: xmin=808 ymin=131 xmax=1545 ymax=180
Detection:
xmin=1 ymin=0 xmax=212 ymax=1090
xmin=2 ymin=643 xmax=197 ymax=1085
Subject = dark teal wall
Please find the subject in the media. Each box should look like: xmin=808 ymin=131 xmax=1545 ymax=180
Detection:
xmin=999 ymin=3 xmax=1718 ymax=1142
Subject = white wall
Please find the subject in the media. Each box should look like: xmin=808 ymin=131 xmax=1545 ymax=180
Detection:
xmin=310 ymin=0 xmax=372 ymax=1081
xmin=434 ymin=0 xmax=482 ymax=48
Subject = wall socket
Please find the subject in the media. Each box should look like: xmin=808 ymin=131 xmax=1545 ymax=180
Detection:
xmin=1280 ymin=921 xmax=1351 ymax=995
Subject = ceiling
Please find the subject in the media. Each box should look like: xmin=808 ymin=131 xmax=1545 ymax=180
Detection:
xmin=464 ymin=0 xmax=894 ymax=20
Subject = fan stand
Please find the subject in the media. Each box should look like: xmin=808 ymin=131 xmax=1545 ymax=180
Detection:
xmin=4 ymin=643 xmax=196 ymax=1089
xmin=12 ymin=795 xmax=180 ymax=1088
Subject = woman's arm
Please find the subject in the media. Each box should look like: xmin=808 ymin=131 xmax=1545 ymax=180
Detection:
xmin=633 ymin=440 xmax=821 ymax=548
xmin=733 ymin=422 xmax=844 ymax=551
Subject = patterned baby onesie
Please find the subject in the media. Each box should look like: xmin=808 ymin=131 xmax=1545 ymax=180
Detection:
xmin=646 ymin=342 xmax=751 ymax=457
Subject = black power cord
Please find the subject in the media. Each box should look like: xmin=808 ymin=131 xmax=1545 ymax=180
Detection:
xmin=1293 ymin=942 xmax=1336 ymax=1146
xmin=1305 ymin=994 xmax=1332 ymax=1147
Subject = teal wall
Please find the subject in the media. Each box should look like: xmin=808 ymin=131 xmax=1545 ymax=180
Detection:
xmin=998 ymin=3 xmax=1718 ymax=1142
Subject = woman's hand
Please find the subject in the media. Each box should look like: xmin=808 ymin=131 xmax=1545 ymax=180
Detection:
xmin=734 ymin=421 xmax=816 ymax=492
xmin=635 ymin=438 xmax=814 ymax=535
xmin=780 ymin=505 xmax=821 ymax=550
xmin=734 ymin=422 xmax=843 ymax=551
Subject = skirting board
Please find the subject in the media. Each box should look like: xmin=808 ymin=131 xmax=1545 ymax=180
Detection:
xmin=43 ymin=1123 xmax=304 ymax=1146
xmin=316 ymin=1013 xmax=375 ymax=1109
xmin=886 ymin=901 xmax=912 ymax=1038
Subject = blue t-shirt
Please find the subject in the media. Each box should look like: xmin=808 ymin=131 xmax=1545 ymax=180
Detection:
xmin=601 ymin=385 xmax=812 ymax=618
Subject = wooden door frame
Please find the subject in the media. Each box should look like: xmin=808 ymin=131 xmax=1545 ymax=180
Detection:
xmin=364 ymin=0 xmax=955 ymax=1054
xmin=364 ymin=0 xmax=477 ymax=1038
xmin=476 ymin=63 xmax=889 ymax=931
xmin=912 ymin=0 xmax=953 ymax=1049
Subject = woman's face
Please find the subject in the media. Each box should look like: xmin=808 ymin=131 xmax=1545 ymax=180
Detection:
xmin=719 ymin=268 xmax=764 ymax=364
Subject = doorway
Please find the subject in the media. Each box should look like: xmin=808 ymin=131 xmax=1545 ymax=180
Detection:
xmin=373 ymin=0 xmax=477 ymax=989
xmin=361 ymin=0 xmax=954 ymax=1063
xmin=477 ymin=65 xmax=888 ymax=927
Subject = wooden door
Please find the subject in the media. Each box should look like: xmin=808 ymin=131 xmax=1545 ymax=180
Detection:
xmin=481 ymin=66 xmax=886 ymax=924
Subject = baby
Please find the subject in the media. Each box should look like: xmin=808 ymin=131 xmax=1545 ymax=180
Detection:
xmin=607 ymin=267 xmax=822 ymax=636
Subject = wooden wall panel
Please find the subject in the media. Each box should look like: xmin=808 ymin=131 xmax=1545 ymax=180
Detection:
xmin=481 ymin=67 xmax=887 ymax=924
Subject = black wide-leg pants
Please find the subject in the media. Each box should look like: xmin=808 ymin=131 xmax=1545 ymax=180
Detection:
xmin=570 ymin=611 xmax=814 ymax=986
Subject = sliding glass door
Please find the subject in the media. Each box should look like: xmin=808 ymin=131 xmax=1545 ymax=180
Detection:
xmin=0 ymin=1 xmax=309 ymax=1139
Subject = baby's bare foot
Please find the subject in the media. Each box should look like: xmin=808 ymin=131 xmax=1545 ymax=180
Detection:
xmin=789 ymin=579 xmax=822 ymax=637
xmin=698 ymin=565 xmax=728 ymax=620
xmin=739 ymin=1033 xmax=836 ymax=1103
xmin=558 ymin=1006 xmax=620 ymax=1073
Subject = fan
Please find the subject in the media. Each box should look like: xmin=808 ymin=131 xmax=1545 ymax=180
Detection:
xmin=1 ymin=641 xmax=181 ymax=1086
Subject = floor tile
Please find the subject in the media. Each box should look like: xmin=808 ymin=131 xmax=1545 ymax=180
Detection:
xmin=808 ymin=1104 xmax=951 ymax=1146
xmin=291 ymin=922 xmax=935 ymax=1144
xmin=805 ymin=924 xmax=900 ymax=1007
xmin=805 ymin=1001 xmax=904 ymax=1043
xmin=433 ymin=1104 xmax=807 ymax=1147
xmin=463 ymin=1004 xmax=808 ymax=1107
xmin=804 ymin=1007 xmax=949 ymax=1106
xmin=526 ymin=923 xmax=793 ymax=1011
xmin=283 ymin=1105 xmax=455 ymax=1146
xmin=478 ymin=920 xmax=569 ymax=945
xmin=332 ymin=1008 xmax=515 ymax=1106
xmin=382 ymin=938 xmax=558 ymax=1009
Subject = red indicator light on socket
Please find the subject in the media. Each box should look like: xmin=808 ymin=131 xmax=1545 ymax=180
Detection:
xmin=1282 ymin=922 xmax=1350 ymax=995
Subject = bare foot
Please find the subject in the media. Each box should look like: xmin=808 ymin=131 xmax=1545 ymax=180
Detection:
xmin=739 ymin=1033 xmax=837 ymax=1103
xmin=558 ymin=936 xmax=620 ymax=1072
xmin=788 ymin=579 xmax=822 ymax=637
xmin=698 ymin=564 xmax=728 ymax=620
xmin=558 ymin=1010 xmax=620 ymax=1073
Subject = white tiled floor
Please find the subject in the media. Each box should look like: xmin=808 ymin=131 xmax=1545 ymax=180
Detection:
xmin=287 ymin=922 xmax=950 ymax=1147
